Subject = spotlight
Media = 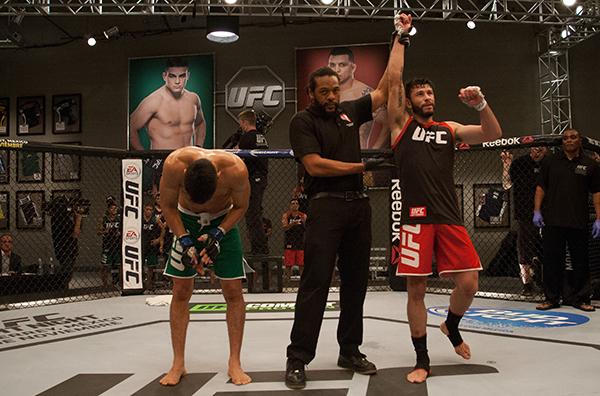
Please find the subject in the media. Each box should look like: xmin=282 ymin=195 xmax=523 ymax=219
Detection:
xmin=224 ymin=0 xmax=238 ymax=3
xmin=103 ymin=26 xmax=120 ymax=39
xmin=86 ymin=36 xmax=97 ymax=46
xmin=562 ymin=0 xmax=576 ymax=6
xmin=466 ymin=20 xmax=476 ymax=29
xmin=206 ymin=16 xmax=239 ymax=43
xmin=409 ymin=26 xmax=417 ymax=36
xmin=575 ymin=5 xmax=584 ymax=14
xmin=561 ymin=28 xmax=569 ymax=38
xmin=320 ymin=0 xmax=335 ymax=4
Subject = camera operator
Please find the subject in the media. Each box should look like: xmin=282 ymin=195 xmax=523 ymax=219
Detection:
xmin=237 ymin=109 xmax=270 ymax=255
xmin=45 ymin=195 xmax=87 ymax=289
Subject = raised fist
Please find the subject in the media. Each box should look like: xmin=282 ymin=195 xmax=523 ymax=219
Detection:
xmin=459 ymin=86 xmax=487 ymax=112
xmin=394 ymin=12 xmax=413 ymax=34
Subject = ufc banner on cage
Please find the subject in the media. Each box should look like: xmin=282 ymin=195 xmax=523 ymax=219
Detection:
xmin=122 ymin=159 xmax=144 ymax=293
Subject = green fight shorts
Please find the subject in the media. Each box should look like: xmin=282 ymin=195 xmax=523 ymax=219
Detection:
xmin=101 ymin=250 xmax=121 ymax=267
xmin=163 ymin=209 xmax=245 ymax=280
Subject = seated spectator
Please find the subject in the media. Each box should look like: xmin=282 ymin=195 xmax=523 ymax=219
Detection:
xmin=1 ymin=233 xmax=22 ymax=275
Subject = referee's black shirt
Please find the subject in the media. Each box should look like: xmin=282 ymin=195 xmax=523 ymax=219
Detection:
xmin=537 ymin=151 xmax=600 ymax=229
xmin=289 ymin=95 xmax=373 ymax=197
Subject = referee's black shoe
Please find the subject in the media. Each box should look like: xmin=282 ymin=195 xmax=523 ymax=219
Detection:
xmin=285 ymin=358 xmax=306 ymax=389
xmin=337 ymin=353 xmax=377 ymax=375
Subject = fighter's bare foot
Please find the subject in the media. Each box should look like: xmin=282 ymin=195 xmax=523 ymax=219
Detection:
xmin=406 ymin=368 xmax=430 ymax=383
xmin=440 ymin=321 xmax=471 ymax=359
xmin=159 ymin=367 xmax=187 ymax=386
xmin=228 ymin=365 xmax=252 ymax=385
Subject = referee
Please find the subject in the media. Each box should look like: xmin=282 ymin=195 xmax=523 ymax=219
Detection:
xmin=534 ymin=129 xmax=600 ymax=312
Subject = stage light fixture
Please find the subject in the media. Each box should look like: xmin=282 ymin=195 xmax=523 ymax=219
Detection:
xmin=103 ymin=26 xmax=120 ymax=39
xmin=575 ymin=5 xmax=584 ymax=14
xmin=562 ymin=0 xmax=576 ymax=7
xmin=409 ymin=26 xmax=417 ymax=36
xmin=86 ymin=36 xmax=97 ymax=46
xmin=206 ymin=16 xmax=239 ymax=43
xmin=466 ymin=20 xmax=476 ymax=29
xmin=320 ymin=0 xmax=336 ymax=5
xmin=224 ymin=0 xmax=238 ymax=4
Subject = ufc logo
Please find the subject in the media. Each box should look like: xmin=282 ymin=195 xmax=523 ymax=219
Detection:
xmin=412 ymin=126 xmax=448 ymax=144
xmin=401 ymin=224 xmax=421 ymax=268
xmin=410 ymin=207 xmax=426 ymax=217
xmin=227 ymin=85 xmax=283 ymax=108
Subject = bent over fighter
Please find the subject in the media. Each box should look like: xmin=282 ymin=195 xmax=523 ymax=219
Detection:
xmin=159 ymin=147 xmax=251 ymax=386
xmin=387 ymin=13 xmax=502 ymax=384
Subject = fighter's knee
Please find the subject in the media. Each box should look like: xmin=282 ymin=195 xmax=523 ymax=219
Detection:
xmin=407 ymin=278 xmax=427 ymax=299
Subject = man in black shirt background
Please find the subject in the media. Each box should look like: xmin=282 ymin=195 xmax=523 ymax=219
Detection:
xmin=534 ymin=129 xmax=600 ymax=312
xmin=501 ymin=146 xmax=547 ymax=295
xmin=284 ymin=14 xmax=410 ymax=390
xmin=237 ymin=109 xmax=270 ymax=255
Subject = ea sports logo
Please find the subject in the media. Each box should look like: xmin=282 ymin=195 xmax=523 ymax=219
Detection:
xmin=124 ymin=164 xmax=140 ymax=179
xmin=225 ymin=66 xmax=285 ymax=121
xmin=124 ymin=229 xmax=140 ymax=243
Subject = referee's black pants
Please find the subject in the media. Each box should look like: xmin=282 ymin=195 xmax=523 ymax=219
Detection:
xmin=542 ymin=226 xmax=591 ymax=305
xmin=287 ymin=197 xmax=371 ymax=364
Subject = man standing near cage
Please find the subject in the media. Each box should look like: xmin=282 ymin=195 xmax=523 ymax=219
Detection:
xmin=159 ymin=146 xmax=252 ymax=386
xmin=533 ymin=129 xmax=600 ymax=312
xmin=386 ymin=13 xmax=502 ymax=383
xmin=500 ymin=147 xmax=547 ymax=295
xmin=284 ymin=15 xmax=408 ymax=391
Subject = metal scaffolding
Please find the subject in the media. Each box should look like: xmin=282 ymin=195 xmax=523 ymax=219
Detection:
xmin=0 ymin=0 xmax=598 ymax=26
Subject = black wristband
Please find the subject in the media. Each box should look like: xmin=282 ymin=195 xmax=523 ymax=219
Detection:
xmin=399 ymin=32 xmax=411 ymax=47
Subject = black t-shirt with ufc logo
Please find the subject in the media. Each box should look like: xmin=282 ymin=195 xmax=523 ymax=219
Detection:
xmin=392 ymin=117 xmax=462 ymax=225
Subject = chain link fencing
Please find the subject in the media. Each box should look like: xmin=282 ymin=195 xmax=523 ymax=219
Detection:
xmin=1 ymin=136 xmax=599 ymax=310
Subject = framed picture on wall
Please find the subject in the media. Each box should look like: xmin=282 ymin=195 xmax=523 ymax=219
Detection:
xmin=473 ymin=183 xmax=510 ymax=229
xmin=16 ymin=96 xmax=45 ymax=136
xmin=0 ymin=150 xmax=9 ymax=184
xmin=52 ymin=142 xmax=81 ymax=182
xmin=17 ymin=151 xmax=45 ymax=183
xmin=0 ymin=97 xmax=9 ymax=136
xmin=0 ymin=192 xmax=9 ymax=230
xmin=51 ymin=189 xmax=81 ymax=202
xmin=16 ymin=190 xmax=44 ymax=229
xmin=52 ymin=94 xmax=81 ymax=134
xmin=455 ymin=184 xmax=464 ymax=221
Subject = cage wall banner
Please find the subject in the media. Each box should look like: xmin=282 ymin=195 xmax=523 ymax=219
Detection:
xmin=296 ymin=44 xmax=389 ymax=149
xmin=128 ymin=54 xmax=214 ymax=150
xmin=122 ymin=159 xmax=143 ymax=292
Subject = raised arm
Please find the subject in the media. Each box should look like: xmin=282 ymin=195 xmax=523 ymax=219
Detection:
xmin=387 ymin=13 xmax=412 ymax=144
xmin=371 ymin=13 xmax=412 ymax=114
xmin=452 ymin=86 xmax=502 ymax=144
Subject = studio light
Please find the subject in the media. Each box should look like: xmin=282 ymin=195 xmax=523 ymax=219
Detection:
xmin=562 ymin=0 xmax=576 ymax=7
xmin=224 ymin=0 xmax=238 ymax=4
xmin=575 ymin=5 xmax=584 ymax=15
xmin=103 ymin=26 xmax=120 ymax=39
xmin=86 ymin=36 xmax=97 ymax=46
xmin=320 ymin=0 xmax=336 ymax=4
xmin=466 ymin=20 xmax=476 ymax=29
xmin=409 ymin=26 xmax=417 ymax=36
xmin=206 ymin=16 xmax=239 ymax=43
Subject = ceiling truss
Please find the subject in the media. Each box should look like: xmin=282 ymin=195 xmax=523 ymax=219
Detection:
xmin=0 ymin=0 xmax=598 ymax=27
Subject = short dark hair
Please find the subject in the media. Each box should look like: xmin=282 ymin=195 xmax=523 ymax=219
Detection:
xmin=165 ymin=57 xmax=189 ymax=70
xmin=328 ymin=47 xmax=355 ymax=63
xmin=238 ymin=109 xmax=256 ymax=125
xmin=563 ymin=128 xmax=580 ymax=137
xmin=184 ymin=159 xmax=217 ymax=204
xmin=308 ymin=67 xmax=339 ymax=93
xmin=405 ymin=78 xmax=435 ymax=97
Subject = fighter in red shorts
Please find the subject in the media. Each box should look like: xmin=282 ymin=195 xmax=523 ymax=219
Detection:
xmin=387 ymin=13 xmax=502 ymax=384
xmin=281 ymin=198 xmax=307 ymax=280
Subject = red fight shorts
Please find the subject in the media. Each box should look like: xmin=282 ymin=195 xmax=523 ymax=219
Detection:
xmin=396 ymin=224 xmax=481 ymax=276
xmin=284 ymin=249 xmax=304 ymax=267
